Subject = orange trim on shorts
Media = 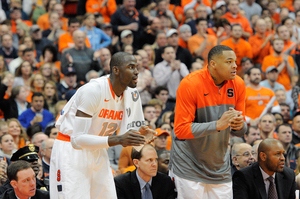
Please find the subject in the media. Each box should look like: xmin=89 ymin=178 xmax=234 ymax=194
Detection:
xmin=56 ymin=132 xmax=71 ymax=142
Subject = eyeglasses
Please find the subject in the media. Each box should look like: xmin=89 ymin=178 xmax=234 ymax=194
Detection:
xmin=236 ymin=151 xmax=256 ymax=158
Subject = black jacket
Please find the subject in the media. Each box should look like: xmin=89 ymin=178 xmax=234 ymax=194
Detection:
xmin=0 ymin=188 xmax=49 ymax=199
xmin=114 ymin=170 xmax=176 ymax=199
xmin=233 ymin=162 xmax=296 ymax=199
xmin=0 ymin=84 xmax=30 ymax=120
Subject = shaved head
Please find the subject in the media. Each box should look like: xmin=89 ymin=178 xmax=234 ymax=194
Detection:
xmin=258 ymin=138 xmax=283 ymax=160
xmin=110 ymin=52 xmax=135 ymax=72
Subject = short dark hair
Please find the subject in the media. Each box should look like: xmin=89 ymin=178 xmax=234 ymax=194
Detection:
xmin=162 ymin=45 xmax=174 ymax=54
xmin=276 ymin=24 xmax=286 ymax=34
xmin=231 ymin=24 xmax=242 ymax=31
xmin=157 ymin=149 xmax=170 ymax=159
xmin=110 ymin=52 xmax=133 ymax=73
xmin=45 ymin=124 xmax=56 ymax=137
xmin=22 ymin=48 xmax=34 ymax=56
xmin=275 ymin=123 xmax=291 ymax=134
xmin=279 ymin=102 xmax=290 ymax=109
xmin=246 ymin=66 xmax=261 ymax=76
xmin=195 ymin=17 xmax=207 ymax=25
xmin=7 ymin=160 xmax=32 ymax=182
xmin=131 ymin=144 xmax=155 ymax=164
xmin=142 ymin=104 xmax=155 ymax=112
xmin=241 ymin=57 xmax=253 ymax=65
xmin=68 ymin=18 xmax=80 ymax=27
xmin=245 ymin=126 xmax=259 ymax=136
xmin=26 ymin=123 xmax=43 ymax=140
xmin=207 ymin=45 xmax=233 ymax=64
xmin=11 ymin=86 xmax=23 ymax=99
xmin=32 ymin=92 xmax=44 ymax=101
xmin=154 ymin=86 xmax=168 ymax=95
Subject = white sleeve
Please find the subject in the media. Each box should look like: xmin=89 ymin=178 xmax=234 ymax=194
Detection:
xmin=71 ymin=116 xmax=109 ymax=150
xmin=75 ymin=83 xmax=101 ymax=116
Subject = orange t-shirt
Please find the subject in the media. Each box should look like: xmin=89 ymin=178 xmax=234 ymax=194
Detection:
xmin=118 ymin=146 xmax=133 ymax=174
xmin=36 ymin=13 xmax=68 ymax=31
xmin=245 ymin=86 xmax=277 ymax=119
xmin=11 ymin=20 xmax=32 ymax=33
xmin=261 ymin=54 xmax=295 ymax=90
xmin=169 ymin=4 xmax=184 ymax=23
xmin=220 ymin=38 xmax=253 ymax=69
xmin=248 ymin=34 xmax=271 ymax=64
xmin=86 ymin=0 xmax=117 ymax=23
xmin=272 ymin=12 xmax=281 ymax=24
xmin=187 ymin=34 xmax=217 ymax=64
xmin=58 ymin=32 xmax=91 ymax=53
xmin=220 ymin=12 xmax=253 ymax=36
xmin=178 ymin=37 xmax=188 ymax=48
xmin=207 ymin=27 xmax=227 ymax=38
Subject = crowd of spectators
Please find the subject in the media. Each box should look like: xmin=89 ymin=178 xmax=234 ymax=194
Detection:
xmin=1 ymin=0 xmax=300 ymax=198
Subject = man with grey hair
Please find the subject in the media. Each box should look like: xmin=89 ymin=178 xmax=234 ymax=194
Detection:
xmin=32 ymin=132 xmax=48 ymax=159
xmin=178 ymin=24 xmax=191 ymax=49
xmin=40 ymin=138 xmax=55 ymax=183
xmin=61 ymin=30 xmax=101 ymax=82
xmin=231 ymin=143 xmax=256 ymax=176
xmin=85 ymin=70 xmax=100 ymax=82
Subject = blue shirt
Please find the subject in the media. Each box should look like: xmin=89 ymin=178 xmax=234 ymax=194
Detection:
xmin=259 ymin=80 xmax=285 ymax=92
xmin=80 ymin=26 xmax=111 ymax=51
xmin=18 ymin=108 xmax=54 ymax=131
xmin=136 ymin=170 xmax=152 ymax=197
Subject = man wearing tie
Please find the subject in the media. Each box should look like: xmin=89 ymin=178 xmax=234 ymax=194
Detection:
xmin=233 ymin=138 xmax=296 ymax=199
xmin=114 ymin=144 xmax=176 ymax=199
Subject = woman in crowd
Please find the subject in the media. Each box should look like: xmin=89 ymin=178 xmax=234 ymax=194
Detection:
xmin=1 ymin=72 xmax=14 ymax=99
xmin=26 ymin=73 xmax=45 ymax=103
xmin=43 ymin=81 xmax=58 ymax=116
xmin=0 ymin=55 xmax=7 ymax=78
xmin=0 ymin=85 xmax=30 ymax=120
xmin=13 ymin=61 xmax=32 ymax=92
xmin=39 ymin=62 xmax=56 ymax=82
xmin=7 ymin=118 xmax=29 ymax=149
xmin=143 ymin=44 xmax=155 ymax=69
xmin=0 ymin=134 xmax=16 ymax=158
xmin=122 ymin=44 xmax=133 ymax=54
xmin=79 ymin=13 xmax=111 ymax=51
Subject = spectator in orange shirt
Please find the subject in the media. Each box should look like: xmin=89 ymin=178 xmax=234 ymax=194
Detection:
xmin=245 ymin=67 xmax=277 ymax=125
xmin=262 ymin=38 xmax=295 ymax=91
xmin=85 ymin=0 xmax=117 ymax=23
xmin=207 ymin=18 xmax=231 ymax=43
xmin=167 ymin=0 xmax=184 ymax=23
xmin=178 ymin=24 xmax=191 ymax=49
xmin=268 ymin=0 xmax=280 ymax=25
xmin=9 ymin=7 xmax=32 ymax=34
xmin=264 ymin=16 xmax=276 ymax=36
xmin=270 ymin=25 xmax=296 ymax=54
xmin=58 ymin=18 xmax=91 ymax=53
xmin=221 ymin=24 xmax=253 ymax=69
xmin=37 ymin=3 xmax=68 ymax=31
xmin=248 ymin=19 xmax=272 ymax=66
xmin=187 ymin=18 xmax=218 ymax=64
xmin=36 ymin=0 xmax=57 ymax=30
xmin=220 ymin=0 xmax=253 ymax=39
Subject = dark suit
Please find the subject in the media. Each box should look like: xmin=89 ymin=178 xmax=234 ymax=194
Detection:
xmin=114 ymin=170 xmax=176 ymax=199
xmin=0 ymin=188 xmax=49 ymax=199
xmin=232 ymin=162 xmax=296 ymax=199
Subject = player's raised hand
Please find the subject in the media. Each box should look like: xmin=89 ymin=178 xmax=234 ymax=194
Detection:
xmin=119 ymin=129 xmax=146 ymax=147
xmin=139 ymin=126 xmax=157 ymax=144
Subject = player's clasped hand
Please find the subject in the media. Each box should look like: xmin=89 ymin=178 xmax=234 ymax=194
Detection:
xmin=119 ymin=129 xmax=146 ymax=147
xmin=216 ymin=107 xmax=244 ymax=131
xmin=139 ymin=126 xmax=157 ymax=144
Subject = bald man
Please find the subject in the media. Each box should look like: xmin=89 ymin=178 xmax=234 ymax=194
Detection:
xmin=61 ymin=30 xmax=101 ymax=82
xmin=231 ymin=143 xmax=256 ymax=176
xmin=233 ymin=139 xmax=296 ymax=199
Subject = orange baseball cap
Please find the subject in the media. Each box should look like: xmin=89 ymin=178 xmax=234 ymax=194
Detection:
xmin=155 ymin=128 xmax=170 ymax=137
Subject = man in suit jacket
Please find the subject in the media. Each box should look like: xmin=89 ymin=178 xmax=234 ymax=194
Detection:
xmin=114 ymin=144 xmax=176 ymax=199
xmin=0 ymin=160 xmax=49 ymax=199
xmin=233 ymin=138 xmax=296 ymax=199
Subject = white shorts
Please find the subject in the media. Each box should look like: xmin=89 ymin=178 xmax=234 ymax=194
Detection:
xmin=169 ymin=170 xmax=232 ymax=199
xmin=49 ymin=138 xmax=117 ymax=199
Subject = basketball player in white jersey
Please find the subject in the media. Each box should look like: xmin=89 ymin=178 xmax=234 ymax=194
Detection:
xmin=49 ymin=52 xmax=155 ymax=199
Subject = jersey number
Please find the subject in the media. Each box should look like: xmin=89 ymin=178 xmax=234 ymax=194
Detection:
xmin=99 ymin=122 xmax=118 ymax=136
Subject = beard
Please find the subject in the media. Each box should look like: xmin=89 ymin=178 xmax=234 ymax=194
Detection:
xmin=274 ymin=49 xmax=282 ymax=54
